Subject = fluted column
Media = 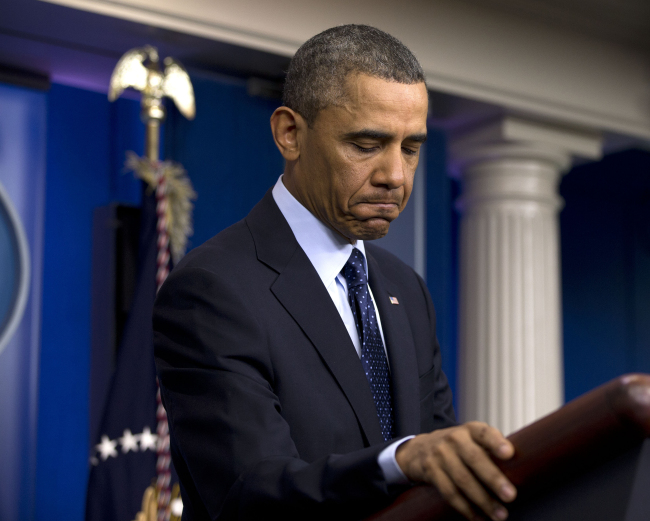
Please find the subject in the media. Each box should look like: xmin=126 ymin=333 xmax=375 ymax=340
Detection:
xmin=451 ymin=117 xmax=602 ymax=434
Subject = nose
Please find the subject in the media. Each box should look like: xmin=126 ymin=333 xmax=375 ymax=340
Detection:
xmin=373 ymin=145 xmax=407 ymax=189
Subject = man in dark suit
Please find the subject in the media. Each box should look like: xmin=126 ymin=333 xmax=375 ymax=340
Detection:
xmin=154 ymin=25 xmax=517 ymax=521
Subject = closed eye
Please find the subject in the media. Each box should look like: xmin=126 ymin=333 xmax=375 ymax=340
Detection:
xmin=351 ymin=143 xmax=378 ymax=153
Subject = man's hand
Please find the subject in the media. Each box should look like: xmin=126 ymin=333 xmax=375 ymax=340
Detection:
xmin=395 ymin=422 xmax=516 ymax=521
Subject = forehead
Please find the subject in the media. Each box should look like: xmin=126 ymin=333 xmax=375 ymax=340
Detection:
xmin=345 ymin=74 xmax=427 ymax=106
xmin=319 ymin=74 xmax=429 ymax=132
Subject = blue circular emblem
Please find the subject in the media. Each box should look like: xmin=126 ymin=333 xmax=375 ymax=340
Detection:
xmin=0 ymin=181 xmax=30 ymax=355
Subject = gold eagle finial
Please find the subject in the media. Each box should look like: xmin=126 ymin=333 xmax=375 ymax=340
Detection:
xmin=109 ymin=45 xmax=195 ymax=161
xmin=109 ymin=45 xmax=195 ymax=120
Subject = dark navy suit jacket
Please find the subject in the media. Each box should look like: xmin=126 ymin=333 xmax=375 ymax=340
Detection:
xmin=153 ymin=190 xmax=456 ymax=520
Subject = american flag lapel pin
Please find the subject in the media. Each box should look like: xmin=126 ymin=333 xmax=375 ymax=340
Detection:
xmin=389 ymin=296 xmax=399 ymax=305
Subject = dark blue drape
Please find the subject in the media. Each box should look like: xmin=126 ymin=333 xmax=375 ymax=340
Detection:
xmin=561 ymin=149 xmax=650 ymax=401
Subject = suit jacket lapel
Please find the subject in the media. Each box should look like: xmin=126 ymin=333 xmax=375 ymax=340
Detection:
xmin=367 ymin=253 xmax=421 ymax=438
xmin=246 ymin=192 xmax=385 ymax=446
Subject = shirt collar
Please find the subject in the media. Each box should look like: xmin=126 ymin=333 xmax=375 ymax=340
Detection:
xmin=272 ymin=175 xmax=367 ymax=286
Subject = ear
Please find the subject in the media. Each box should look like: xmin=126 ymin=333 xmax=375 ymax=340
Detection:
xmin=270 ymin=106 xmax=304 ymax=161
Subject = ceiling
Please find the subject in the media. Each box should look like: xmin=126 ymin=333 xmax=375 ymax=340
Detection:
xmin=0 ymin=0 xmax=648 ymax=150
xmin=475 ymin=0 xmax=650 ymax=55
xmin=1 ymin=0 xmax=649 ymax=93
xmin=0 ymin=0 xmax=291 ymax=92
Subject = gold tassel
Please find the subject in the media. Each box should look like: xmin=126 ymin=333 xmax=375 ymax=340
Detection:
xmin=133 ymin=486 xmax=158 ymax=521
xmin=126 ymin=152 xmax=197 ymax=264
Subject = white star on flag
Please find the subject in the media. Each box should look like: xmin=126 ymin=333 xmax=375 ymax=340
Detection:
xmin=97 ymin=435 xmax=118 ymax=461
xmin=139 ymin=426 xmax=158 ymax=451
xmin=120 ymin=429 xmax=139 ymax=453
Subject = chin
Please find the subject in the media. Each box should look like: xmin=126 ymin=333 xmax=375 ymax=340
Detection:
xmin=348 ymin=220 xmax=391 ymax=241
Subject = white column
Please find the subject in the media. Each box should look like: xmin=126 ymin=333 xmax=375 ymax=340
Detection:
xmin=451 ymin=116 xmax=602 ymax=435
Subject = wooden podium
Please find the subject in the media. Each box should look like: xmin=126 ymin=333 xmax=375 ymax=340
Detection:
xmin=366 ymin=374 xmax=650 ymax=521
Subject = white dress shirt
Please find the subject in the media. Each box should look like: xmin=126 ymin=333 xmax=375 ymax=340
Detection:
xmin=272 ymin=175 xmax=412 ymax=485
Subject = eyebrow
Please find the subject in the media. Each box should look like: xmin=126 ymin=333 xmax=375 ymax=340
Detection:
xmin=341 ymin=129 xmax=428 ymax=144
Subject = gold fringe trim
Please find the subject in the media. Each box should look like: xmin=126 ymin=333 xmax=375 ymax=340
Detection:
xmin=126 ymin=152 xmax=197 ymax=264
xmin=132 ymin=483 xmax=182 ymax=521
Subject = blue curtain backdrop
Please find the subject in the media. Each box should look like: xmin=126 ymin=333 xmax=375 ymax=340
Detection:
xmin=164 ymin=73 xmax=284 ymax=247
xmin=561 ymin=149 xmax=650 ymax=401
xmin=424 ymin=131 xmax=458 ymax=407
xmin=35 ymin=84 xmax=143 ymax=520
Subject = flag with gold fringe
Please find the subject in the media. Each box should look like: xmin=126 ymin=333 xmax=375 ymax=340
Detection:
xmin=86 ymin=157 xmax=195 ymax=521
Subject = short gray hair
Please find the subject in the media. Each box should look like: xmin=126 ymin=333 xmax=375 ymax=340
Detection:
xmin=283 ymin=24 xmax=426 ymax=125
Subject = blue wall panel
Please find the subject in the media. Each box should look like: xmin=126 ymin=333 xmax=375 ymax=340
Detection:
xmin=35 ymin=84 xmax=141 ymax=520
xmin=561 ymin=149 xmax=650 ymax=402
xmin=425 ymin=130 xmax=458 ymax=408
xmin=165 ymin=75 xmax=284 ymax=247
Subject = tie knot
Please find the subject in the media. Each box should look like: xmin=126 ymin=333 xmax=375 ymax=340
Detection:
xmin=342 ymin=248 xmax=367 ymax=288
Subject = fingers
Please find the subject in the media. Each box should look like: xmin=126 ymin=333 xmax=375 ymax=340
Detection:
xmin=429 ymin=465 xmax=479 ymax=521
xmin=396 ymin=423 xmax=517 ymax=521
xmin=437 ymin=439 xmax=511 ymax=521
xmin=466 ymin=421 xmax=515 ymax=460
xmin=454 ymin=425 xmax=517 ymax=504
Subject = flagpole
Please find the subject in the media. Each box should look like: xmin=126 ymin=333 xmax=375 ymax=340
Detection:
xmin=142 ymin=90 xmax=164 ymax=163
xmin=146 ymin=120 xmax=161 ymax=162
xmin=108 ymin=45 xmax=195 ymax=521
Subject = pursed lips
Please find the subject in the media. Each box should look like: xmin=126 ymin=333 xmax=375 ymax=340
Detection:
xmin=354 ymin=200 xmax=401 ymax=218
xmin=357 ymin=199 xmax=401 ymax=208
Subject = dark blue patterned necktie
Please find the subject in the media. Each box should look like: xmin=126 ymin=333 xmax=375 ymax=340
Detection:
xmin=342 ymin=248 xmax=394 ymax=441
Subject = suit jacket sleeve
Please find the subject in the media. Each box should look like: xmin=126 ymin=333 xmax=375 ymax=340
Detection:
xmin=414 ymin=273 xmax=457 ymax=433
xmin=153 ymin=265 xmax=398 ymax=521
